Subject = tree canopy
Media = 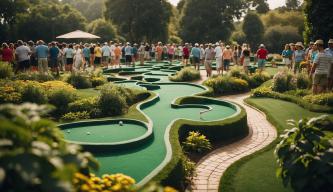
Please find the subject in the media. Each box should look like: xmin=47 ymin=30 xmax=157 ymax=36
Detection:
xmin=179 ymin=0 xmax=244 ymax=43
xmin=104 ymin=0 xmax=172 ymax=42
xmin=242 ymin=12 xmax=264 ymax=49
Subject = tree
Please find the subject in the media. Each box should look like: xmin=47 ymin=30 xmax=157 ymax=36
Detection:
xmin=105 ymin=0 xmax=172 ymax=42
xmin=14 ymin=3 xmax=86 ymax=42
xmin=242 ymin=12 xmax=264 ymax=49
xmin=252 ymin=0 xmax=270 ymax=14
xmin=304 ymin=0 xmax=333 ymax=45
xmin=285 ymin=0 xmax=300 ymax=10
xmin=87 ymin=19 xmax=119 ymax=42
xmin=62 ymin=0 xmax=105 ymax=21
xmin=180 ymin=0 xmax=244 ymax=43
xmin=263 ymin=25 xmax=303 ymax=53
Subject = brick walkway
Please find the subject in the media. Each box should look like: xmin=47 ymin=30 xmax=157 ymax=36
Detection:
xmin=187 ymin=93 xmax=277 ymax=192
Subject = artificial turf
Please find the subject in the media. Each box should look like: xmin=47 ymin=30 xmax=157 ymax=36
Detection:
xmin=219 ymin=98 xmax=333 ymax=192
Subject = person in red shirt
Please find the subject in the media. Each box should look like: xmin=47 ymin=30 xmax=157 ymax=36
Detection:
xmin=1 ymin=43 xmax=14 ymax=64
xmin=183 ymin=43 xmax=190 ymax=66
xmin=256 ymin=44 xmax=269 ymax=72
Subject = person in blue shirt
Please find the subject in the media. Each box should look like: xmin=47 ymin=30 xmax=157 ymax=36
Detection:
xmin=325 ymin=39 xmax=333 ymax=56
xmin=49 ymin=42 xmax=59 ymax=76
xmin=293 ymin=42 xmax=305 ymax=74
xmin=131 ymin=43 xmax=138 ymax=66
xmin=191 ymin=43 xmax=201 ymax=70
xmin=82 ymin=44 xmax=90 ymax=70
xmin=124 ymin=42 xmax=132 ymax=66
xmin=35 ymin=40 xmax=49 ymax=75
xmin=282 ymin=44 xmax=293 ymax=70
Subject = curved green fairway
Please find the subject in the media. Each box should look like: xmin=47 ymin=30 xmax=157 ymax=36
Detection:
xmin=220 ymin=98 xmax=333 ymax=192
xmin=94 ymin=83 xmax=237 ymax=183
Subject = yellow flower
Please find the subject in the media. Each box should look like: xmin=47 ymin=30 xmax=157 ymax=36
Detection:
xmin=164 ymin=186 xmax=178 ymax=192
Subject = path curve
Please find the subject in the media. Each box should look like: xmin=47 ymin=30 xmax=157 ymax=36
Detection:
xmin=188 ymin=93 xmax=277 ymax=192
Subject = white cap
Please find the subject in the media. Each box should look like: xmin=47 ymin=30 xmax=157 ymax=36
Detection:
xmin=259 ymin=44 xmax=265 ymax=48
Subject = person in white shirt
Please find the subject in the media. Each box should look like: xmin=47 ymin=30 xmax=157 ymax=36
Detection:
xmin=101 ymin=42 xmax=111 ymax=68
xmin=214 ymin=42 xmax=223 ymax=75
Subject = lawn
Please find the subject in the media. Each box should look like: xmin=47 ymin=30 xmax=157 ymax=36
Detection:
xmin=220 ymin=98 xmax=333 ymax=192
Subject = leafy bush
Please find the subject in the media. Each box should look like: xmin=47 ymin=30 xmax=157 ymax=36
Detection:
xmin=61 ymin=111 xmax=90 ymax=122
xmin=181 ymin=155 xmax=196 ymax=185
xmin=15 ymin=72 xmax=55 ymax=82
xmin=98 ymin=85 xmax=128 ymax=116
xmin=251 ymin=86 xmax=275 ymax=97
xmin=0 ymin=84 xmax=22 ymax=104
xmin=203 ymin=76 xmax=249 ymax=95
xmin=91 ymin=76 xmax=107 ymax=87
xmin=248 ymin=72 xmax=271 ymax=88
xmin=0 ymin=62 xmax=13 ymax=79
xmin=284 ymin=89 xmax=311 ymax=97
xmin=182 ymin=131 xmax=212 ymax=153
xmin=0 ymin=103 xmax=98 ymax=192
xmin=275 ymin=115 xmax=333 ymax=192
xmin=68 ymin=97 xmax=98 ymax=113
xmin=48 ymin=89 xmax=77 ymax=117
xmin=67 ymin=73 xmax=92 ymax=89
xmin=296 ymin=73 xmax=310 ymax=89
xmin=303 ymin=93 xmax=333 ymax=107
xmin=41 ymin=80 xmax=76 ymax=92
xmin=73 ymin=173 xmax=136 ymax=192
xmin=169 ymin=67 xmax=201 ymax=82
xmin=272 ymin=71 xmax=296 ymax=92
xmin=21 ymin=83 xmax=48 ymax=104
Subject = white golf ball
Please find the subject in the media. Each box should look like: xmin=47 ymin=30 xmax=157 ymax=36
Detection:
xmin=86 ymin=132 xmax=91 ymax=135
xmin=67 ymin=130 xmax=71 ymax=133
xmin=119 ymin=121 xmax=123 ymax=126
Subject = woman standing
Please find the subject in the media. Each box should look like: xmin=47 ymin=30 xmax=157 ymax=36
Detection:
xmin=293 ymin=42 xmax=305 ymax=74
xmin=73 ymin=45 xmax=83 ymax=72
xmin=282 ymin=44 xmax=293 ymax=70
xmin=241 ymin=47 xmax=251 ymax=74
xmin=1 ymin=43 xmax=14 ymax=64
xmin=65 ymin=44 xmax=74 ymax=72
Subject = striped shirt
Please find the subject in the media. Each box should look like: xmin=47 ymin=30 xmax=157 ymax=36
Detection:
xmin=314 ymin=52 xmax=333 ymax=75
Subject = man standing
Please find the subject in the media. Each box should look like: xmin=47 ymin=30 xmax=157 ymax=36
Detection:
xmin=311 ymin=40 xmax=333 ymax=94
xmin=49 ymin=42 xmax=59 ymax=76
xmin=256 ymin=44 xmax=268 ymax=73
xmin=214 ymin=42 xmax=223 ymax=75
xmin=15 ymin=40 xmax=31 ymax=73
xmin=125 ymin=42 xmax=132 ymax=66
xmin=138 ymin=42 xmax=145 ymax=65
xmin=204 ymin=43 xmax=214 ymax=77
xmin=183 ymin=43 xmax=190 ymax=66
xmin=325 ymin=39 xmax=333 ymax=90
xmin=35 ymin=40 xmax=49 ymax=75
xmin=110 ymin=41 xmax=116 ymax=68
xmin=191 ymin=43 xmax=201 ymax=71
xmin=222 ymin=45 xmax=233 ymax=72
xmin=101 ymin=42 xmax=111 ymax=68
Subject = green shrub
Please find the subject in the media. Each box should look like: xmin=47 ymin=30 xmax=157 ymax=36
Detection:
xmin=61 ymin=111 xmax=90 ymax=122
xmin=169 ymin=67 xmax=201 ymax=82
xmin=284 ymin=89 xmax=311 ymax=97
xmin=48 ymin=89 xmax=77 ymax=117
xmin=251 ymin=86 xmax=275 ymax=97
xmin=296 ymin=73 xmax=310 ymax=89
xmin=275 ymin=115 xmax=333 ymax=192
xmin=67 ymin=73 xmax=92 ymax=89
xmin=303 ymin=93 xmax=333 ymax=107
xmin=68 ymin=97 xmax=99 ymax=118
xmin=15 ymin=72 xmax=55 ymax=82
xmin=0 ymin=62 xmax=13 ymax=79
xmin=21 ymin=83 xmax=47 ymax=104
xmin=248 ymin=72 xmax=271 ymax=88
xmin=98 ymin=86 xmax=128 ymax=116
xmin=182 ymin=131 xmax=212 ymax=153
xmin=91 ymin=76 xmax=107 ymax=87
xmin=0 ymin=83 xmax=22 ymax=104
xmin=203 ymin=76 xmax=249 ymax=95
xmin=181 ymin=155 xmax=196 ymax=185
xmin=0 ymin=103 xmax=98 ymax=192
xmin=272 ymin=71 xmax=296 ymax=92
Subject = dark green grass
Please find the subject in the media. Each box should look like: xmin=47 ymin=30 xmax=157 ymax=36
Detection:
xmin=219 ymin=98 xmax=333 ymax=192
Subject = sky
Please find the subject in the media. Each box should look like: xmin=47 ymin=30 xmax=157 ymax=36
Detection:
xmin=168 ymin=0 xmax=286 ymax=9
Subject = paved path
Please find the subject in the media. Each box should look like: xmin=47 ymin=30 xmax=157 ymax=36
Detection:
xmin=188 ymin=93 xmax=277 ymax=192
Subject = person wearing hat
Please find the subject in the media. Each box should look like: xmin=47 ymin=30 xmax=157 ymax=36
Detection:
xmin=124 ymin=42 xmax=132 ymax=66
xmin=204 ymin=43 xmax=214 ymax=77
xmin=190 ymin=43 xmax=201 ymax=70
xmin=222 ymin=45 xmax=233 ymax=72
xmin=101 ymin=42 xmax=111 ymax=68
xmin=35 ymin=40 xmax=49 ymax=75
xmin=325 ymin=39 xmax=333 ymax=56
xmin=310 ymin=39 xmax=333 ymax=94
xmin=282 ymin=44 xmax=293 ymax=70
xmin=293 ymin=42 xmax=305 ymax=74
xmin=214 ymin=42 xmax=223 ymax=75
xmin=256 ymin=44 xmax=269 ymax=73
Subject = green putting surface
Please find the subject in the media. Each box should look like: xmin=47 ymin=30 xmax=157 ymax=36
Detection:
xmin=62 ymin=62 xmax=240 ymax=185
xmin=63 ymin=123 xmax=147 ymax=143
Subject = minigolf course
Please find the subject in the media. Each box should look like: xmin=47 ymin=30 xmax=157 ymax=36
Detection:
xmin=59 ymin=61 xmax=248 ymax=186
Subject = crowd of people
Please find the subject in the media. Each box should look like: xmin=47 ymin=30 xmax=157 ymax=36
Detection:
xmin=1 ymin=38 xmax=332 ymax=94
